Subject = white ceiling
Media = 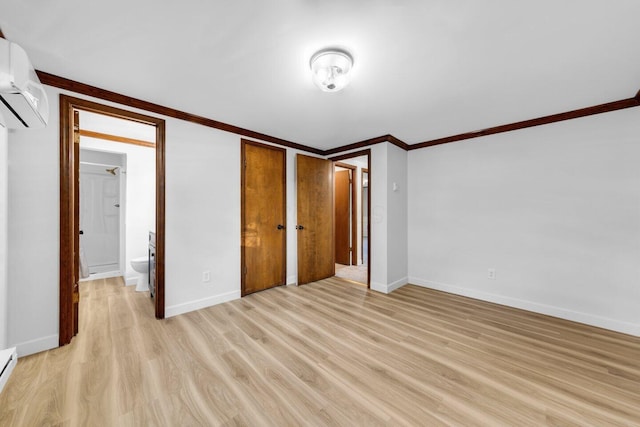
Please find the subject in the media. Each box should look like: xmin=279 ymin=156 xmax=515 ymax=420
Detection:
xmin=2 ymin=0 xmax=639 ymax=151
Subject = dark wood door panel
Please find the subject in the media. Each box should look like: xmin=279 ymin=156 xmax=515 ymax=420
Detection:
xmin=297 ymin=154 xmax=334 ymax=285
xmin=242 ymin=141 xmax=286 ymax=295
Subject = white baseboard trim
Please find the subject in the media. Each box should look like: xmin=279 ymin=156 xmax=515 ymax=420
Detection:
xmin=370 ymin=277 xmax=408 ymax=294
xmin=125 ymin=276 xmax=137 ymax=286
xmin=388 ymin=277 xmax=408 ymax=293
xmin=14 ymin=334 xmax=58 ymax=357
xmin=286 ymin=275 xmax=297 ymax=286
xmin=409 ymin=277 xmax=640 ymax=337
xmin=165 ymin=290 xmax=241 ymax=318
xmin=370 ymin=281 xmax=388 ymax=294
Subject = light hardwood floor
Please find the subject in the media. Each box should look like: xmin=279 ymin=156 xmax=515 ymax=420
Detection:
xmin=1 ymin=277 xmax=639 ymax=426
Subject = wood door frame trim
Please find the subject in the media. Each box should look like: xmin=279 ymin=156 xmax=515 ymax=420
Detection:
xmin=240 ymin=139 xmax=287 ymax=297
xmin=78 ymin=129 xmax=155 ymax=148
xmin=361 ymin=167 xmax=369 ymax=285
xmin=328 ymin=150 xmax=371 ymax=288
xmin=334 ymin=162 xmax=358 ymax=266
xmin=59 ymin=95 xmax=166 ymax=345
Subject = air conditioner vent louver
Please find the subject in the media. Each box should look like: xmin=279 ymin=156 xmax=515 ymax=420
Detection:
xmin=0 ymin=38 xmax=49 ymax=129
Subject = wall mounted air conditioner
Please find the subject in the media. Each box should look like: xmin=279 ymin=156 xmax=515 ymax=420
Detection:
xmin=0 ymin=38 xmax=49 ymax=129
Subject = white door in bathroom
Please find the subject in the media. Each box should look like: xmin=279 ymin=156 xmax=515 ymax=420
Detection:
xmin=80 ymin=163 xmax=121 ymax=275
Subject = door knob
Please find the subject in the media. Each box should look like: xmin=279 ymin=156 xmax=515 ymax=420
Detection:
xmin=277 ymin=224 xmax=285 ymax=230
xmin=79 ymin=230 xmax=84 ymax=235
xmin=296 ymin=225 xmax=304 ymax=230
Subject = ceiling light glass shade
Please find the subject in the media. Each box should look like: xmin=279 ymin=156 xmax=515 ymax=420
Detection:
xmin=310 ymin=48 xmax=353 ymax=92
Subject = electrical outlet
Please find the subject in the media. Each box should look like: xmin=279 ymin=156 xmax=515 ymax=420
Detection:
xmin=202 ymin=271 xmax=211 ymax=282
xmin=488 ymin=268 xmax=496 ymax=280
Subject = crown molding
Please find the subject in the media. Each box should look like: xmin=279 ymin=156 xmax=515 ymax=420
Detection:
xmin=35 ymin=70 xmax=640 ymax=156
xmin=323 ymin=91 xmax=640 ymax=155
xmin=324 ymin=134 xmax=408 ymax=156
xmin=409 ymin=95 xmax=640 ymax=150
xmin=36 ymin=70 xmax=324 ymax=155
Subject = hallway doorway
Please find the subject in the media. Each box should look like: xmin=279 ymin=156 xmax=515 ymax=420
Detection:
xmin=330 ymin=150 xmax=370 ymax=287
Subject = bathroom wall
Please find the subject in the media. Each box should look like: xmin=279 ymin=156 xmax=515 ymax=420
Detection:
xmin=408 ymin=107 xmax=640 ymax=336
xmin=0 ymin=126 xmax=8 ymax=349
xmin=80 ymin=137 xmax=156 ymax=284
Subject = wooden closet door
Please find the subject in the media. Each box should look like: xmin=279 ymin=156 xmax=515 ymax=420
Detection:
xmin=296 ymin=154 xmax=334 ymax=285
xmin=241 ymin=141 xmax=286 ymax=296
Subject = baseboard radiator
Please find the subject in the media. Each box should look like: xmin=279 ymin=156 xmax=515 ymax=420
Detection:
xmin=0 ymin=347 xmax=17 ymax=394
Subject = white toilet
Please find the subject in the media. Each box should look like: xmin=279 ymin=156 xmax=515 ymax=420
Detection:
xmin=130 ymin=256 xmax=149 ymax=292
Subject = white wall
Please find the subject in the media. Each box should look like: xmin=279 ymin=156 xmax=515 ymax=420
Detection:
xmin=80 ymin=137 xmax=156 ymax=284
xmin=0 ymin=126 xmax=8 ymax=349
xmin=386 ymin=143 xmax=408 ymax=289
xmin=408 ymin=107 xmax=640 ymax=336
xmin=369 ymin=143 xmax=388 ymax=292
xmin=163 ymin=118 xmax=241 ymax=316
xmin=8 ymin=91 xmax=60 ymax=355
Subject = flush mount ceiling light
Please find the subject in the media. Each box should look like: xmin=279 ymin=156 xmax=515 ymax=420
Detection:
xmin=310 ymin=48 xmax=354 ymax=92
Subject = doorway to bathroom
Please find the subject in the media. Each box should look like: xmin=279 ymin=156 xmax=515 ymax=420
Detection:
xmin=59 ymin=95 xmax=166 ymax=346
xmin=77 ymin=110 xmax=157 ymax=288
xmin=79 ymin=150 xmax=126 ymax=278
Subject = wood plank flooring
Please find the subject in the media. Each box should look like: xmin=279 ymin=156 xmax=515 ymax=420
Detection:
xmin=1 ymin=277 xmax=639 ymax=426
